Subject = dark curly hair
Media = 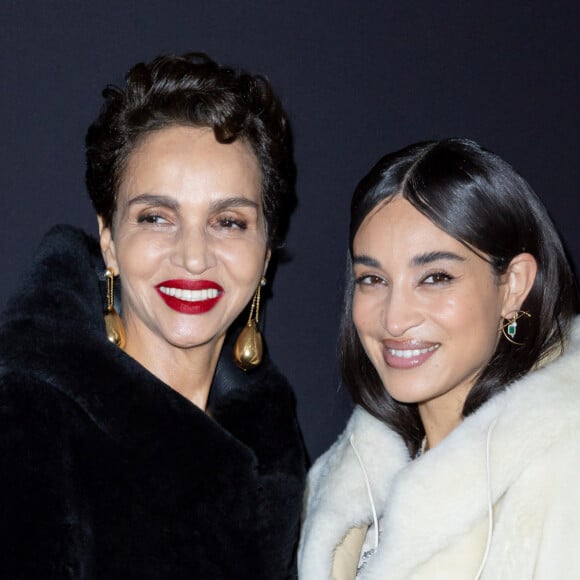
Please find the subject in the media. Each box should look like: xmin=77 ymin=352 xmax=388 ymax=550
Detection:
xmin=85 ymin=52 xmax=295 ymax=247
xmin=340 ymin=138 xmax=579 ymax=454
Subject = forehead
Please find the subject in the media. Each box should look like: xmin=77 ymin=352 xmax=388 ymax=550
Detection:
xmin=119 ymin=125 xmax=262 ymax=203
xmin=354 ymin=197 xmax=456 ymax=252
xmin=352 ymin=197 xmax=500 ymax=278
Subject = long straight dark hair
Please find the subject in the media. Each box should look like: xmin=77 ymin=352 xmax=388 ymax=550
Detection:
xmin=339 ymin=139 xmax=579 ymax=453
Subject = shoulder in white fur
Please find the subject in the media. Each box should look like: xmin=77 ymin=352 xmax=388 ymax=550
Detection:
xmin=299 ymin=317 xmax=580 ymax=579
xmin=299 ymin=408 xmax=408 ymax=579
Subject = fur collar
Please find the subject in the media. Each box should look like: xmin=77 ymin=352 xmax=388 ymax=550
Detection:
xmin=0 ymin=225 xmax=306 ymax=579
xmin=300 ymin=318 xmax=580 ymax=578
xmin=0 ymin=225 xmax=297 ymax=453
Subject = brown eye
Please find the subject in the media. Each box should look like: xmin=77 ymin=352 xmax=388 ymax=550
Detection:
xmin=218 ymin=217 xmax=247 ymax=230
xmin=423 ymin=272 xmax=453 ymax=284
xmin=137 ymin=213 xmax=168 ymax=224
xmin=355 ymin=274 xmax=385 ymax=286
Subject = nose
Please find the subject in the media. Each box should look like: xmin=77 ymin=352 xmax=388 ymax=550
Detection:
xmin=171 ymin=223 xmax=216 ymax=274
xmin=381 ymin=285 xmax=423 ymax=337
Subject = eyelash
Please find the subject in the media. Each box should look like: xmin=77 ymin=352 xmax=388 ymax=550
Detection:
xmin=135 ymin=213 xmax=248 ymax=230
xmin=137 ymin=213 xmax=168 ymax=225
xmin=217 ymin=217 xmax=248 ymax=230
xmin=354 ymin=271 xmax=455 ymax=287
xmin=355 ymin=274 xmax=385 ymax=286
xmin=422 ymin=271 xmax=454 ymax=284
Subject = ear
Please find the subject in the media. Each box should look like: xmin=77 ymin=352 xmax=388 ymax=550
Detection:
xmin=97 ymin=215 xmax=119 ymax=274
xmin=501 ymin=253 xmax=537 ymax=317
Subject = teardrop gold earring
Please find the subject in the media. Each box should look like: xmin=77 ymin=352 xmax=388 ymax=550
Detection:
xmin=104 ymin=267 xmax=126 ymax=349
xmin=233 ymin=277 xmax=266 ymax=371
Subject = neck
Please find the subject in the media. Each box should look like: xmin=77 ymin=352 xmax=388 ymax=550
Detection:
xmin=418 ymin=405 xmax=461 ymax=449
xmin=418 ymin=383 xmax=471 ymax=449
xmin=123 ymin=324 xmax=224 ymax=411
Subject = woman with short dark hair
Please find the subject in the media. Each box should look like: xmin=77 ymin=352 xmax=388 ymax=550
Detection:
xmin=299 ymin=139 xmax=580 ymax=579
xmin=0 ymin=53 xmax=306 ymax=579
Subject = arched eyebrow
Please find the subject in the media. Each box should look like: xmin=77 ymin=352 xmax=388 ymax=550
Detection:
xmin=126 ymin=194 xmax=259 ymax=212
xmin=209 ymin=197 xmax=260 ymax=212
xmin=352 ymin=254 xmax=381 ymax=268
xmin=127 ymin=194 xmax=179 ymax=210
xmin=352 ymin=251 xmax=465 ymax=269
xmin=411 ymin=251 xmax=466 ymax=267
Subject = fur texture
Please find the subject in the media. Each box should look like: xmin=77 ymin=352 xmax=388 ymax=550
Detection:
xmin=0 ymin=225 xmax=306 ymax=579
xmin=299 ymin=320 xmax=580 ymax=579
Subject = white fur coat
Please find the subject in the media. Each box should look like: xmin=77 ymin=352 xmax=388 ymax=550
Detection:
xmin=299 ymin=320 xmax=580 ymax=579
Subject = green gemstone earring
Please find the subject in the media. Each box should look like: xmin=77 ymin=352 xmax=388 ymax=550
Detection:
xmin=500 ymin=311 xmax=531 ymax=345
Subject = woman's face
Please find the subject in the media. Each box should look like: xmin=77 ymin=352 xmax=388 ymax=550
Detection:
xmin=99 ymin=125 xmax=269 ymax=355
xmin=352 ymin=197 xmax=511 ymax=409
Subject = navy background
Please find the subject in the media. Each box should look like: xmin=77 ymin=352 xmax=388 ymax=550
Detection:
xmin=1 ymin=0 xmax=579 ymax=459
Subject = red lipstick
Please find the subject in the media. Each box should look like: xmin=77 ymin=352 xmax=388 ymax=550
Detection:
xmin=155 ymin=279 xmax=224 ymax=314
xmin=382 ymin=340 xmax=439 ymax=369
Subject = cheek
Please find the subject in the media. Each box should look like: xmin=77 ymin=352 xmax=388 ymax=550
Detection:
xmin=422 ymin=290 xmax=458 ymax=317
xmin=476 ymin=313 xmax=503 ymax=355
xmin=352 ymin=296 xmax=378 ymax=345
xmin=353 ymin=290 xmax=385 ymax=325
xmin=216 ymin=239 xmax=267 ymax=282
xmin=446 ymin=292 xmax=502 ymax=355
xmin=116 ymin=236 xmax=165 ymax=277
xmin=430 ymin=292 xmax=490 ymax=329
xmin=352 ymin=294 xmax=368 ymax=333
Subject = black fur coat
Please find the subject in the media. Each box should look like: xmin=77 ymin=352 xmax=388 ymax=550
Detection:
xmin=0 ymin=226 xmax=307 ymax=579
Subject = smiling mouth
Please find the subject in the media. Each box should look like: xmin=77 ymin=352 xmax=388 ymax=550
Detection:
xmin=155 ymin=280 xmax=224 ymax=314
xmin=157 ymin=286 xmax=220 ymax=302
xmin=382 ymin=342 xmax=440 ymax=369
xmin=387 ymin=345 xmax=439 ymax=359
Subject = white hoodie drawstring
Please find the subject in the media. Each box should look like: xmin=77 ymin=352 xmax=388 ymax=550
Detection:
xmin=349 ymin=420 xmax=497 ymax=575
xmin=349 ymin=434 xmax=379 ymax=550
xmin=473 ymin=418 xmax=498 ymax=580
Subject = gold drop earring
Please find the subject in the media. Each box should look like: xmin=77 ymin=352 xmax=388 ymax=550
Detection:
xmin=233 ymin=277 xmax=266 ymax=371
xmin=104 ymin=267 xmax=126 ymax=349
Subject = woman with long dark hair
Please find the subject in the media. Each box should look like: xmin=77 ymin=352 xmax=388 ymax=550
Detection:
xmin=299 ymin=139 xmax=580 ymax=579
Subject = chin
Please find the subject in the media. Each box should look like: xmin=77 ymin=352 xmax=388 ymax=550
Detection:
xmin=155 ymin=326 xmax=216 ymax=348
xmin=384 ymin=383 xmax=431 ymax=405
xmin=169 ymin=334 xmax=222 ymax=350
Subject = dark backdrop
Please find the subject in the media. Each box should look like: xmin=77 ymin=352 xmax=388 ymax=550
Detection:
xmin=1 ymin=0 xmax=579 ymax=460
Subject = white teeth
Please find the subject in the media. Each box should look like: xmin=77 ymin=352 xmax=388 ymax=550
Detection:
xmin=388 ymin=345 xmax=439 ymax=358
xmin=158 ymin=286 xmax=219 ymax=302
